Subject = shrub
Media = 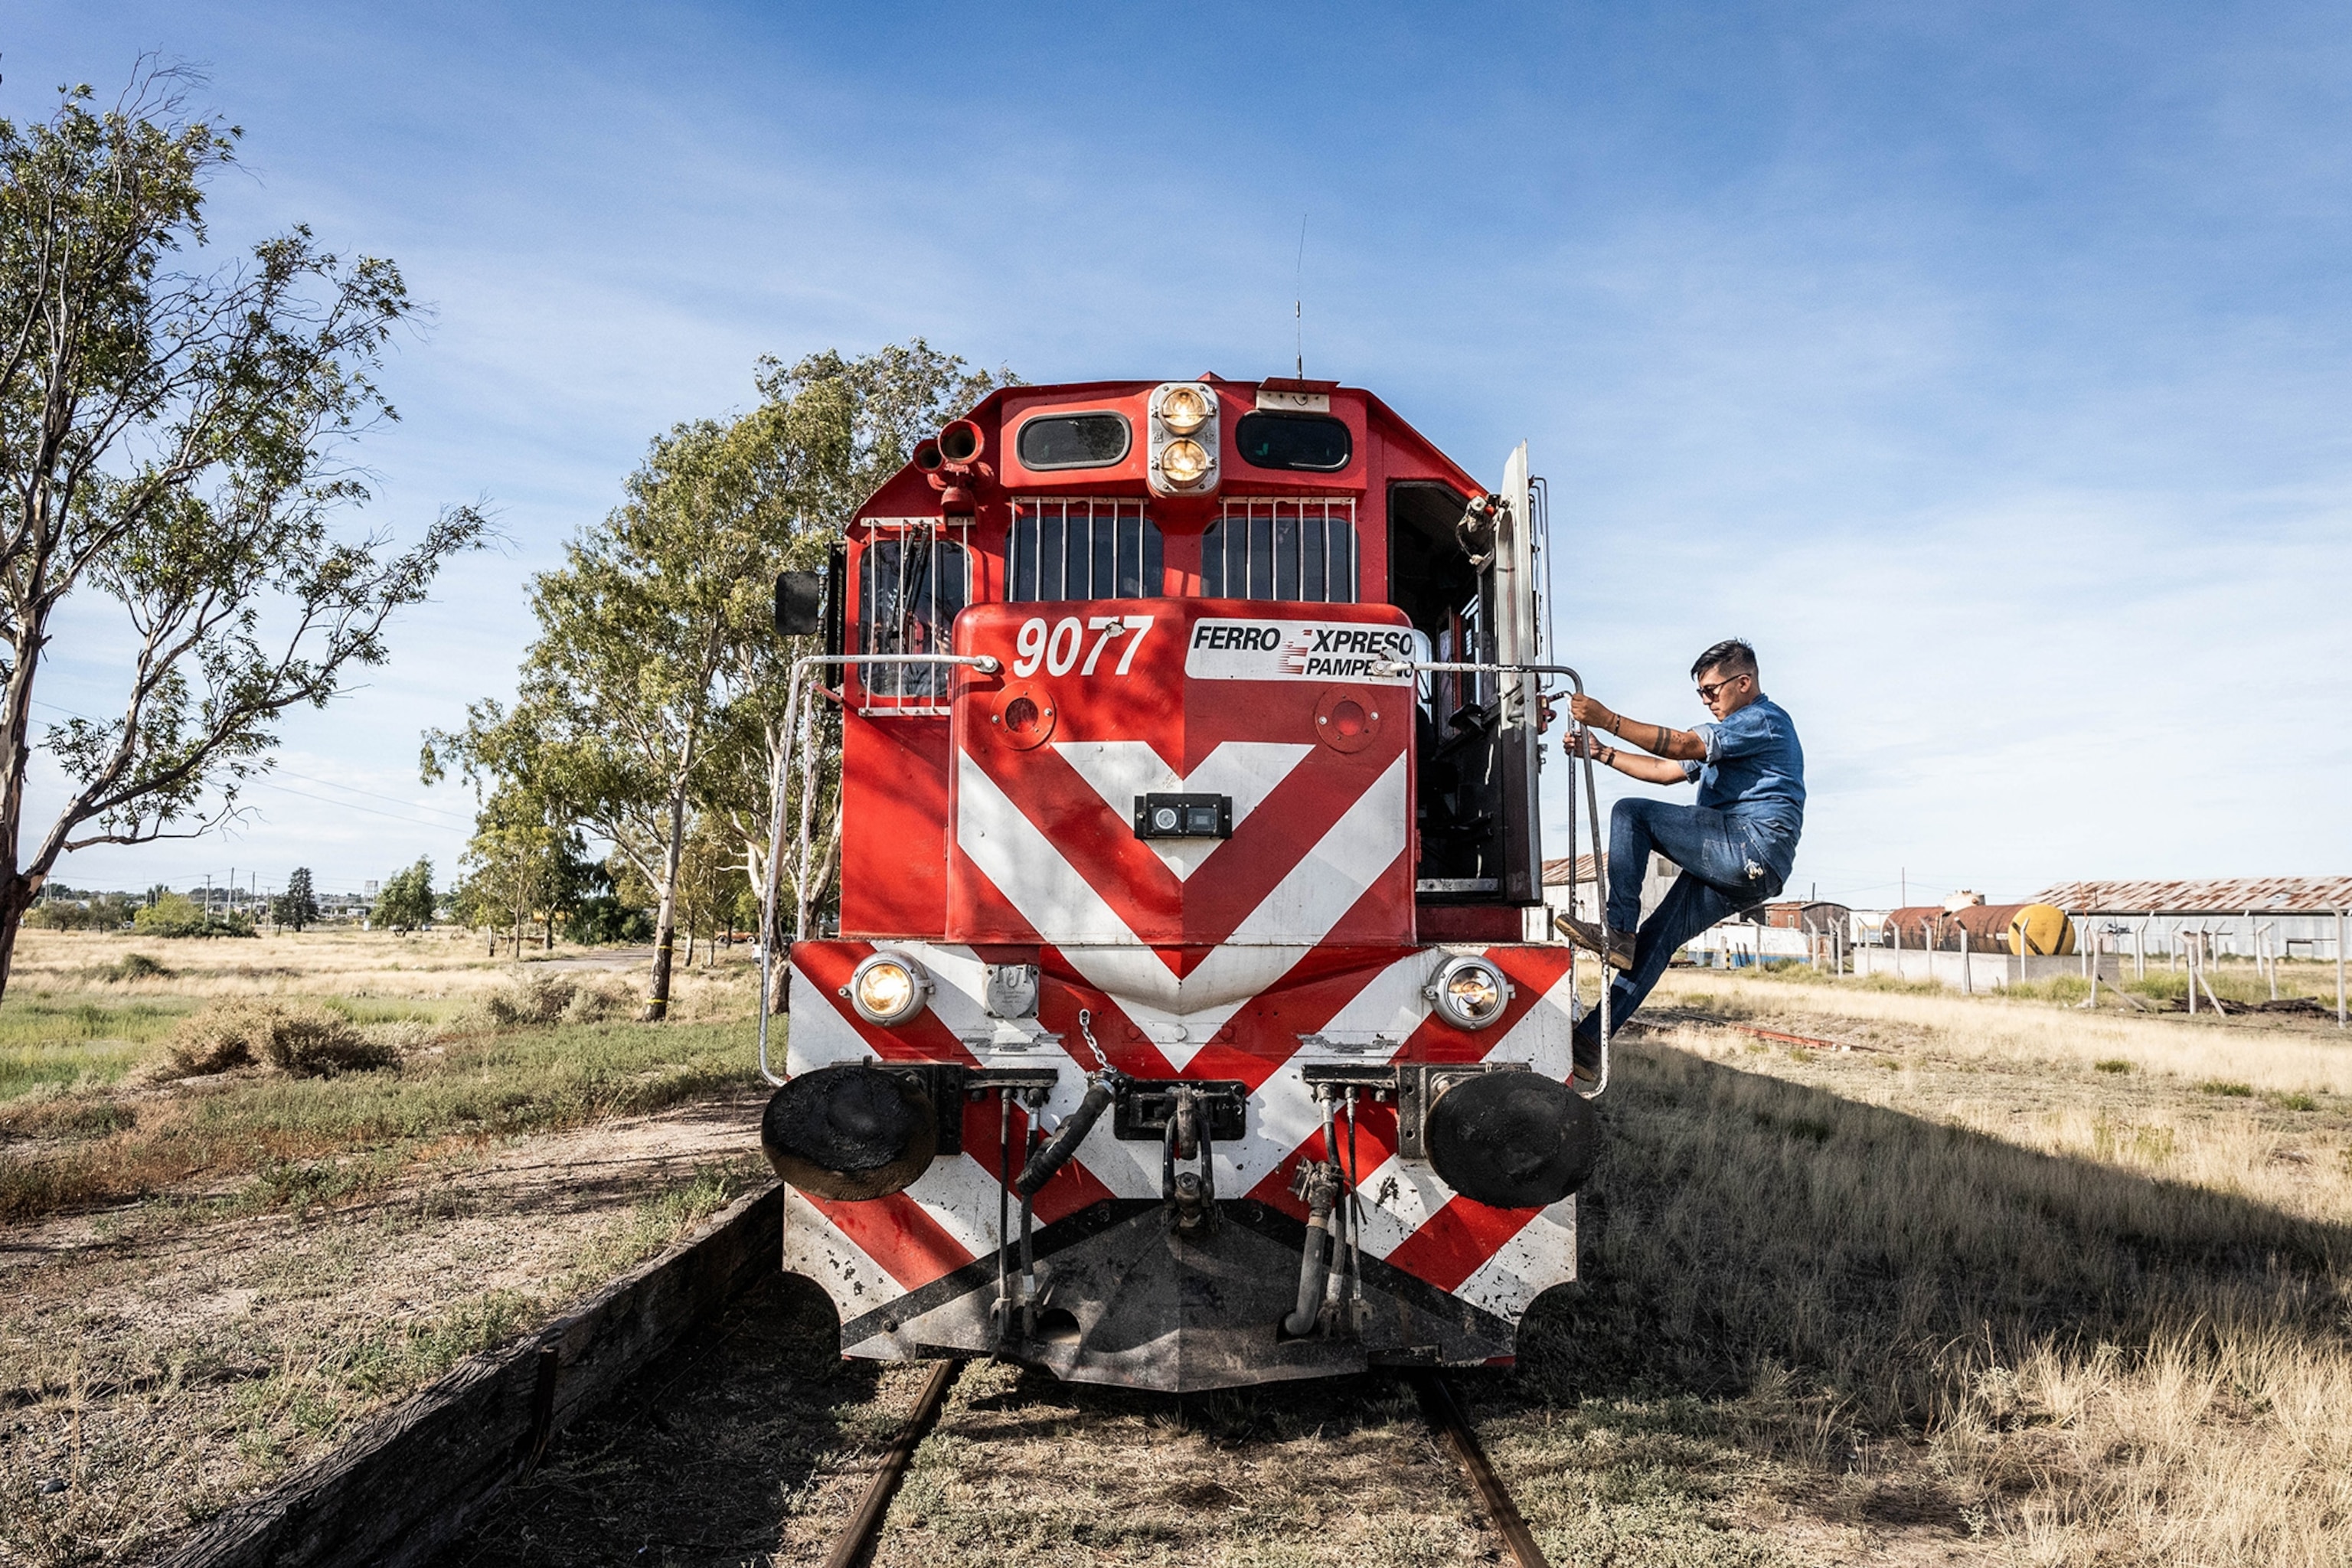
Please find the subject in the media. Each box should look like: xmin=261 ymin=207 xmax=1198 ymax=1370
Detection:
xmin=562 ymin=977 xmax=636 ymax=1024
xmin=2094 ymin=1059 xmax=2134 ymax=1074
xmin=134 ymin=891 xmax=207 ymax=936
xmin=162 ymin=1000 xmax=280 ymax=1075
xmin=480 ymin=972 xmax=635 ymax=1030
xmin=257 ymin=1006 xmax=396 ymax=1076
xmin=485 ymin=972 xmax=577 ymax=1027
xmin=110 ymin=952 xmax=173 ymax=982
xmin=162 ymin=1001 xmax=396 ymax=1078
xmin=2197 ymin=1079 xmax=2256 ymax=1098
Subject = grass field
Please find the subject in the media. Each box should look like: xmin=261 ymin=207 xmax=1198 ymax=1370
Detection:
xmin=0 ymin=927 xmax=769 ymax=1566
xmin=1516 ymin=965 xmax=2352 ymax=1565
xmin=5 ymin=932 xmax=2351 ymax=1564
xmin=0 ymin=929 xmax=758 ymax=1224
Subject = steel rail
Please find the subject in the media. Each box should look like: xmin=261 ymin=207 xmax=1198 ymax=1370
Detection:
xmin=822 ymin=1358 xmax=964 ymax=1568
xmin=1408 ymin=1370 xmax=1553 ymax=1568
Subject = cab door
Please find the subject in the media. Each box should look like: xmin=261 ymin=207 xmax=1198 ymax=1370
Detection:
xmin=1488 ymin=443 xmax=1543 ymax=903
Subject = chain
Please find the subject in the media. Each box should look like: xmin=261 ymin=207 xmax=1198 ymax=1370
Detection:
xmin=1074 ymin=1007 xmax=1110 ymax=1073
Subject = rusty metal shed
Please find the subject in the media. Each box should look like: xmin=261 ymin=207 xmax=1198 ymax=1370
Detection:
xmin=2030 ymin=877 xmax=2351 ymax=960
xmin=2032 ymin=877 xmax=2352 ymax=914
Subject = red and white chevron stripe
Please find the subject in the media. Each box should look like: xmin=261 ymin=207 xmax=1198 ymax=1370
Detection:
xmin=781 ymin=936 xmax=1582 ymax=1347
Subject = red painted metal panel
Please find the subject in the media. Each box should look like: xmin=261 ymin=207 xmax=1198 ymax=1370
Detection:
xmin=838 ymin=711 xmax=952 ymax=939
xmin=945 ymin=598 xmax=1418 ymax=950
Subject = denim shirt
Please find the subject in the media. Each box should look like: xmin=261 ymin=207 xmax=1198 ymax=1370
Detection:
xmin=1682 ymin=695 xmax=1805 ymax=873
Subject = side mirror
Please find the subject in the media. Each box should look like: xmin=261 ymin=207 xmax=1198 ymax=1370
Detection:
xmin=774 ymin=570 xmax=824 ymax=638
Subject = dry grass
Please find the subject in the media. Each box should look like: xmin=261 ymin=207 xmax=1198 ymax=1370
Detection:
xmin=2 ymin=1135 xmax=766 ymax=1568
xmin=0 ymin=929 xmax=761 ymax=1225
xmin=1504 ymin=968 xmax=2352 ymax=1564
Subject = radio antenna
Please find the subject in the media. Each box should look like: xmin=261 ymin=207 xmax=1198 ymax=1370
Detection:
xmin=1294 ymin=214 xmax=1307 ymax=379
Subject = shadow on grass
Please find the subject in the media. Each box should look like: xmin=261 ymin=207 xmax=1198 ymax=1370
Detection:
xmin=1516 ymin=1044 xmax=2352 ymax=1407
xmin=437 ymin=1044 xmax=2352 ymax=1566
xmin=1481 ymin=1042 xmax=2352 ymax=1558
xmin=433 ymin=1272 xmax=880 ymax=1568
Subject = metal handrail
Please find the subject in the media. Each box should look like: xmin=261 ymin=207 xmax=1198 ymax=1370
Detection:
xmin=756 ymin=652 xmax=1001 ymax=1085
xmin=1370 ymin=659 xmax=1611 ymax=1096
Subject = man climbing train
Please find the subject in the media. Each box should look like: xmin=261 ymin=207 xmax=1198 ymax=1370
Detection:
xmin=1555 ymin=638 xmax=1805 ymax=1078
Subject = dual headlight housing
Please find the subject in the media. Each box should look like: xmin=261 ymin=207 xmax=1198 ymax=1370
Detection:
xmin=844 ymin=951 xmax=933 ymax=1026
xmin=1147 ymin=381 xmax=1219 ymax=496
xmin=1426 ymin=955 xmax=1513 ymax=1031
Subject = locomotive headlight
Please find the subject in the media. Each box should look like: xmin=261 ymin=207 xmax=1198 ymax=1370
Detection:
xmin=846 ymin=952 xmax=931 ymax=1025
xmin=1159 ymin=437 xmax=1211 ymax=487
xmin=1427 ymin=956 xmax=1512 ymax=1031
xmin=1158 ymin=383 xmax=1211 ymax=435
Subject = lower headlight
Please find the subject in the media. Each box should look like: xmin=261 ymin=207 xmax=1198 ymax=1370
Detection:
xmin=845 ymin=952 xmax=931 ymax=1025
xmin=1427 ymin=955 xmax=1512 ymax=1030
xmin=1158 ymin=436 xmax=1211 ymax=486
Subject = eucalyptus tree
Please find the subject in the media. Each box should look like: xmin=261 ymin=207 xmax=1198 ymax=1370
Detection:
xmin=433 ymin=342 xmax=1008 ymax=1019
xmin=429 ymin=412 xmax=788 ymax=1018
xmin=0 ymin=67 xmax=482 ymax=996
xmin=701 ymin=345 xmax=1006 ymax=993
xmin=456 ymin=786 xmax=583 ymax=953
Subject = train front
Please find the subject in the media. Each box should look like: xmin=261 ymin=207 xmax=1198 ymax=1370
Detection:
xmin=766 ymin=377 xmax=1599 ymax=1392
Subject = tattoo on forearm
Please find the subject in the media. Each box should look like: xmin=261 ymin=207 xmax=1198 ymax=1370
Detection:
xmin=1655 ymin=724 xmax=1670 ymax=755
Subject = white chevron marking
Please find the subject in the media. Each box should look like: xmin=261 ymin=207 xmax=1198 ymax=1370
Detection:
xmin=1051 ymin=740 xmax=1312 ymax=880
xmin=956 ymin=750 xmax=1410 ymax=1063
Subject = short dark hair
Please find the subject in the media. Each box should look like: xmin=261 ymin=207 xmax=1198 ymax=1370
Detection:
xmin=1691 ymin=639 xmax=1758 ymax=682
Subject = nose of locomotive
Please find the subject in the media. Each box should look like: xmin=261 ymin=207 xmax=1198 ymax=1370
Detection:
xmin=944 ymin=599 xmax=1423 ymax=956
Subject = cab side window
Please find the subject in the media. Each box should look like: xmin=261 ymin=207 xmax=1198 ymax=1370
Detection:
xmin=858 ymin=526 xmax=969 ymax=704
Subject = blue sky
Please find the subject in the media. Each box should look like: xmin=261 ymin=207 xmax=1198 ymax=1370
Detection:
xmin=15 ymin=1 xmax=2350 ymax=909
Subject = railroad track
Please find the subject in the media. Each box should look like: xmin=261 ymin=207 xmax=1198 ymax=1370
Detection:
xmin=165 ymin=1187 xmax=1557 ymax=1568
xmin=817 ymin=1358 xmax=1552 ymax=1568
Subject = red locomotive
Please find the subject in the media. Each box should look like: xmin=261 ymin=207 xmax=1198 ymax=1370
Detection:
xmin=760 ymin=376 xmax=1604 ymax=1391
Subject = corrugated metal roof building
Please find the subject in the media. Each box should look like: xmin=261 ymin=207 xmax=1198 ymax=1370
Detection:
xmin=2029 ymin=877 xmax=2352 ymax=959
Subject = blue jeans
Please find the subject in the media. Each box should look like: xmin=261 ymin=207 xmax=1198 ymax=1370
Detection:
xmin=1575 ymin=798 xmax=1787 ymax=1053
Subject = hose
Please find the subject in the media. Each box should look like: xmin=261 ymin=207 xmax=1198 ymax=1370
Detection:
xmin=1283 ymin=1161 xmax=1344 ymax=1337
xmin=1014 ymin=1076 xmax=1116 ymax=1197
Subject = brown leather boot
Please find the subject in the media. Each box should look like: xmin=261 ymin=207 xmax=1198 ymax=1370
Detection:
xmin=1553 ymin=913 xmax=1636 ymax=972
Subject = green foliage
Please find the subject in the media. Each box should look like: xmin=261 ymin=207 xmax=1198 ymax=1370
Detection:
xmin=2197 ymin=1080 xmax=2256 ymax=1098
xmin=450 ymin=789 xmax=591 ymax=943
xmin=126 ymin=890 xmax=253 ymax=938
xmin=2093 ymin=1059 xmax=2135 ymax=1074
xmin=132 ymin=891 xmax=204 ymax=933
xmin=565 ymin=894 xmax=653 ymax=946
xmin=425 ymin=341 xmax=1013 ymax=1008
xmin=271 ymin=867 xmax=320 ymax=931
xmin=371 ymin=858 xmax=436 ymax=931
xmin=23 ymin=892 xmax=139 ymax=930
xmin=0 ymin=64 xmax=483 ymax=997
